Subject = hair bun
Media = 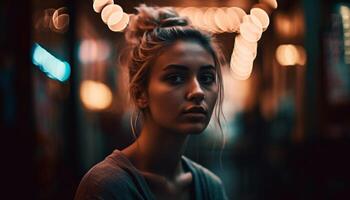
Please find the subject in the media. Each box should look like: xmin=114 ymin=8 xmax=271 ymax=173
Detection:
xmin=125 ymin=4 xmax=189 ymax=45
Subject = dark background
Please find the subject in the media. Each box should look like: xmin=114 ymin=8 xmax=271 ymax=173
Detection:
xmin=1 ymin=0 xmax=350 ymax=199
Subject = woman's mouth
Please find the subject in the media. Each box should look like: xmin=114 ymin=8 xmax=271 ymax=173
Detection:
xmin=182 ymin=106 xmax=208 ymax=121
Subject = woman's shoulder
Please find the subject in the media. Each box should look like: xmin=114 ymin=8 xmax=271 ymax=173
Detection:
xmin=182 ymin=156 xmax=223 ymax=185
xmin=182 ymin=156 xmax=228 ymax=200
xmin=81 ymin=150 xmax=132 ymax=184
xmin=74 ymin=150 xmax=147 ymax=200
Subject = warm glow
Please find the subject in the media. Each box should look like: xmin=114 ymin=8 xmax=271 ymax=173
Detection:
xmin=101 ymin=4 xmax=123 ymax=24
xmin=175 ymin=6 xmax=262 ymax=34
xmin=275 ymin=13 xmax=292 ymax=37
xmin=187 ymin=7 xmax=201 ymax=29
xmin=225 ymin=7 xmax=241 ymax=32
xmin=340 ymin=5 xmax=350 ymax=17
xmin=178 ymin=7 xmax=195 ymax=21
xmin=229 ymin=7 xmax=247 ymax=23
xmin=243 ymin=14 xmax=263 ymax=30
xmin=108 ymin=12 xmax=129 ymax=32
xmin=51 ymin=7 xmax=69 ymax=33
xmin=296 ymin=45 xmax=307 ymax=65
xmin=93 ymin=0 xmax=114 ymax=13
xmin=276 ymin=44 xmax=307 ymax=66
xmin=259 ymin=0 xmax=278 ymax=9
xmin=274 ymin=11 xmax=304 ymax=38
xmin=214 ymin=8 xmax=231 ymax=32
xmin=204 ymin=7 xmax=221 ymax=33
xmin=234 ymin=35 xmax=257 ymax=59
xmin=231 ymin=55 xmax=253 ymax=77
xmin=250 ymin=8 xmax=270 ymax=31
xmin=53 ymin=14 xmax=69 ymax=30
xmin=230 ymin=57 xmax=253 ymax=80
xmin=79 ymin=39 xmax=111 ymax=64
xmin=239 ymin=18 xmax=263 ymax=42
xmin=230 ymin=35 xmax=256 ymax=80
xmin=80 ymin=80 xmax=113 ymax=111
xmin=340 ymin=5 xmax=350 ymax=64
xmin=193 ymin=8 xmax=206 ymax=30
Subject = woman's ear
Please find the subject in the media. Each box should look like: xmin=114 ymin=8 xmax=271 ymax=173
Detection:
xmin=135 ymin=89 xmax=148 ymax=109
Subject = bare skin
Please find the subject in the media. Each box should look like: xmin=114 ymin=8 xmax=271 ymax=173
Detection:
xmin=122 ymin=40 xmax=218 ymax=200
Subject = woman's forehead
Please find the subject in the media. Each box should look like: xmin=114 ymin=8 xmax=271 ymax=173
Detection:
xmin=153 ymin=40 xmax=215 ymax=70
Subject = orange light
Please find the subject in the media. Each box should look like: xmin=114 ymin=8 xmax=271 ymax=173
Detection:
xmin=51 ymin=7 xmax=69 ymax=33
xmin=108 ymin=12 xmax=129 ymax=32
xmin=93 ymin=0 xmax=114 ymax=13
xmin=259 ymin=0 xmax=278 ymax=9
xmin=225 ymin=7 xmax=241 ymax=32
xmin=250 ymin=8 xmax=270 ymax=31
xmin=214 ymin=8 xmax=231 ymax=32
xmin=275 ymin=44 xmax=306 ymax=66
xmin=239 ymin=19 xmax=263 ymax=42
xmin=101 ymin=4 xmax=123 ymax=24
xmin=228 ymin=7 xmax=247 ymax=23
xmin=80 ymin=80 xmax=113 ymax=111
xmin=204 ymin=7 xmax=221 ymax=33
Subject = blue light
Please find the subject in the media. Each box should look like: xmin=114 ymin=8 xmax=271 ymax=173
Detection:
xmin=32 ymin=43 xmax=71 ymax=82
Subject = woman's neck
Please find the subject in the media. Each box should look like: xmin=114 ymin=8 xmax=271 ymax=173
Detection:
xmin=122 ymin=123 xmax=189 ymax=181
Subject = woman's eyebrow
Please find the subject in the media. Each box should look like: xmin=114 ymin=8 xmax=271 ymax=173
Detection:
xmin=163 ymin=64 xmax=216 ymax=71
xmin=200 ymin=65 xmax=216 ymax=71
xmin=163 ymin=64 xmax=189 ymax=71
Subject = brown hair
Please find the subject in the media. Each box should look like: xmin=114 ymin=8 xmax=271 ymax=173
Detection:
xmin=122 ymin=4 xmax=226 ymax=142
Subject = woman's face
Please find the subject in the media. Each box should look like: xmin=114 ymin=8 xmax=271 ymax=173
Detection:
xmin=141 ymin=40 xmax=219 ymax=135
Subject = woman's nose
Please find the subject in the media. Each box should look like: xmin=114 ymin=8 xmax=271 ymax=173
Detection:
xmin=186 ymin=78 xmax=205 ymax=103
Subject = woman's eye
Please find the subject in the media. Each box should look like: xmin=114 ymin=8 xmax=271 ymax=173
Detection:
xmin=166 ymin=74 xmax=185 ymax=84
xmin=199 ymin=73 xmax=216 ymax=85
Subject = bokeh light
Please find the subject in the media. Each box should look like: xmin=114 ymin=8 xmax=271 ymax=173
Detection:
xmin=80 ymin=80 xmax=113 ymax=111
xmin=93 ymin=0 xmax=114 ymax=13
xmin=225 ymin=7 xmax=241 ymax=32
xmin=250 ymin=8 xmax=270 ymax=31
xmin=52 ymin=7 xmax=69 ymax=33
xmin=259 ymin=0 xmax=278 ymax=9
xmin=32 ymin=43 xmax=71 ymax=82
xmin=107 ymin=12 xmax=129 ymax=32
xmin=276 ymin=44 xmax=306 ymax=66
xmin=101 ymin=4 xmax=123 ymax=24
xmin=78 ymin=39 xmax=111 ymax=64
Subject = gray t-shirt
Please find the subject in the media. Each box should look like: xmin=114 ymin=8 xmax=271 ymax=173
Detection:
xmin=74 ymin=150 xmax=228 ymax=200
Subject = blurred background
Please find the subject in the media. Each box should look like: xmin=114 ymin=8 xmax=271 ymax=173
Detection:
xmin=1 ymin=0 xmax=350 ymax=199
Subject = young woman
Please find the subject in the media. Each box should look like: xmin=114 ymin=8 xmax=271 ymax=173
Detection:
xmin=75 ymin=4 xmax=228 ymax=200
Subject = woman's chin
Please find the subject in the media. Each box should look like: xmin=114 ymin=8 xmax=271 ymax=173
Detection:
xmin=180 ymin=123 xmax=208 ymax=135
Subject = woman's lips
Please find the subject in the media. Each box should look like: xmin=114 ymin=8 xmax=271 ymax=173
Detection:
xmin=182 ymin=106 xmax=208 ymax=121
xmin=182 ymin=106 xmax=207 ymax=115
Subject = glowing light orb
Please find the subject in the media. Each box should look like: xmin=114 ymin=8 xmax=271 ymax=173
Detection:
xmin=275 ymin=44 xmax=301 ymax=66
xmin=239 ymin=20 xmax=263 ymax=42
xmin=93 ymin=0 xmax=114 ymax=13
xmin=259 ymin=0 xmax=278 ymax=9
xmin=229 ymin=7 xmax=247 ymax=23
xmin=78 ymin=39 xmax=111 ymax=64
xmin=108 ymin=12 xmax=129 ymax=32
xmin=250 ymin=8 xmax=270 ymax=31
xmin=80 ymin=80 xmax=113 ymax=111
xmin=204 ymin=7 xmax=221 ymax=33
xmin=192 ymin=7 xmax=205 ymax=30
xmin=52 ymin=7 xmax=69 ymax=32
xmin=225 ymin=7 xmax=241 ymax=32
xmin=32 ymin=43 xmax=71 ymax=82
xmin=101 ymin=4 xmax=123 ymax=24
xmin=214 ymin=8 xmax=231 ymax=32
